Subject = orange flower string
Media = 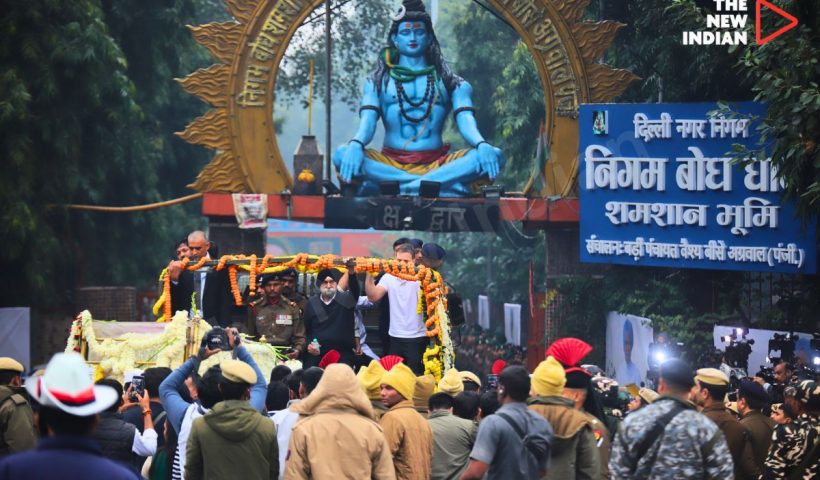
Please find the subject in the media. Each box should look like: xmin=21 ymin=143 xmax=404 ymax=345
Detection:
xmin=186 ymin=256 xmax=208 ymax=271
xmin=228 ymin=265 xmax=242 ymax=305
xmin=163 ymin=270 xmax=172 ymax=322
xmin=257 ymin=254 xmax=274 ymax=272
xmin=248 ymin=254 xmax=257 ymax=297
xmin=160 ymin=254 xmax=449 ymax=345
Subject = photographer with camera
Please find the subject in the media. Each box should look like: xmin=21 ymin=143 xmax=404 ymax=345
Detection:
xmin=121 ymin=368 xmax=171 ymax=464
xmin=247 ymin=272 xmax=305 ymax=360
xmin=159 ymin=327 xmax=266 ymax=480
xmin=755 ymin=361 xmax=794 ymax=404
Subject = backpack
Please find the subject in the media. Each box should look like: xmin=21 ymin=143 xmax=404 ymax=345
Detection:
xmin=496 ymin=412 xmax=550 ymax=461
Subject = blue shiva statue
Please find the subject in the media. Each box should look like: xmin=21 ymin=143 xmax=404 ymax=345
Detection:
xmin=333 ymin=0 xmax=505 ymax=197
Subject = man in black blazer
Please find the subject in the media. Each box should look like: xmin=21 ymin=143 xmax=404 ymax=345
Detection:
xmin=167 ymin=231 xmax=233 ymax=327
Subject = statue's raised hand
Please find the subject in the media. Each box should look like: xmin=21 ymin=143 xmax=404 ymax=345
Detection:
xmin=477 ymin=142 xmax=501 ymax=180
xmin=340 ymin=142 xmax=365 ymax=183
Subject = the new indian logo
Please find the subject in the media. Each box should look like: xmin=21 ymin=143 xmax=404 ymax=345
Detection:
xmin=682 ymin=0 xmax=798 ymax=46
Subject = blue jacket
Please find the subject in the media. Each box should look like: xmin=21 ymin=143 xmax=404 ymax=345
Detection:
xmin=0 ymin=435 xmax=139 ymax=480
xmin=159 ymin=346 xmax=267 ymax=434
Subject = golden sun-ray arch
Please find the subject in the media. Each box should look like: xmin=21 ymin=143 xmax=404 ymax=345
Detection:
xmin=177 ymin=0 xmax=638 ymax=196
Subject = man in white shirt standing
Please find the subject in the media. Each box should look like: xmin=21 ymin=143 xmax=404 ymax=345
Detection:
xmin=365 ymin=243 xmax=428 ymax=374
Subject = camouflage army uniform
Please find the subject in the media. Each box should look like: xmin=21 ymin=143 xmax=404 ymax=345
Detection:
xmin=761 ymin=413 xmax=820 ymax=480
xmin=609 ymin=396 xmax=734 ymax=479
xmin=247 ymin=298 xmax=306 ymax=352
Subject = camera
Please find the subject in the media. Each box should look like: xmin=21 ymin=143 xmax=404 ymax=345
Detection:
xmin=485 ymin=374 xmax=499 ymax=391
xmin=130 ymin=375 xmax=144 ymax=402
xmin=757 ymin=366 xmax=775 ymax=384
xmin=600 ymin=385 xmax=621 ymax=409
xmin=721 ymin=328 xmax=754 ymax=372
xmin=810 ymin=332 xmax=820 ymax=352
xmin=768 ymin=333 xmax=798 ymax=363
xmin=646 ymin=335 xmax=683 ymax=386
xmin=205 ymin=327 xmax=232 ymax=351
xmin=810 ymin=333 xmax=820 ymax=371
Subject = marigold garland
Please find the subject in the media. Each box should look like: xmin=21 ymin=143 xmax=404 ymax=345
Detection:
xmin=248 ymin=254 xmax=257 ymax=297
xmin=157 ymin=253 xmax=455 ymax=370
xmin=228 ymin=265 xmax=241 ymax=305
xmin=163 ymin=269 xmax=172 ymax=322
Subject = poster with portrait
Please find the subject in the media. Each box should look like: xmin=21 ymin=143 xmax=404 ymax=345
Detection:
xmin=232 ymin=193 xmax=268 ymax=229
xmin=606 ymin=312 xmax=654 ymax=386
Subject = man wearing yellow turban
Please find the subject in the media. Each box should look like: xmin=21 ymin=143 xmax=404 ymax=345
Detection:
xmin=528 ymin=356 xmax=600 ymax=479
xmin=357 ymin=360 xmax=388 ymax=420
xmin=413 ymin=375 xmax=436 ymax=414
xmin=379 ymin=363 xmax=433 ymax=480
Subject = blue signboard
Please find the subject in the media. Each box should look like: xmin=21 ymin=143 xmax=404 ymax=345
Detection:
xmin=579 ymin=102 xmax=816 ymax=274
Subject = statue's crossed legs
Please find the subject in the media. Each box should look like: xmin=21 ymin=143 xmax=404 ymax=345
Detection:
xmin=332 ymin=144 xmax=505 ymax=197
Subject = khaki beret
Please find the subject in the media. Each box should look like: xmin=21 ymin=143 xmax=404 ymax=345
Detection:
xmin=695 ymin=368 xmax=729 ymax=386
xmin=0 ymin=357 xmax=24 ymax=373
xmin=638 ymin=387 xmax=660 ymax=404
xmin=220 ymin=359 xmax=257 ymax=385
xmin=458 ymin=370 xmax=482 ymax=387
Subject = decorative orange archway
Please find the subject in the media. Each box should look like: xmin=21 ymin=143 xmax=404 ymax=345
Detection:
xmin=178 ymin=0 xmax=637 ymax=197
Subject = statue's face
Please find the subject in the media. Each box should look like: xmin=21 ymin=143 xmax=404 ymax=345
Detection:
xmin=391 ymin=21 xmax=430 ymax=57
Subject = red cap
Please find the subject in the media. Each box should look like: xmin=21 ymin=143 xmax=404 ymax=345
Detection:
xmin=491 ymin=359 xmax=506 ymax=375
xmin=318 ymin=349 xmax=340 ymax=369
xmin=379 ymin=355 xmax=405 ymax=371
xmin=546 ymin=338 xmax=593 ymax=368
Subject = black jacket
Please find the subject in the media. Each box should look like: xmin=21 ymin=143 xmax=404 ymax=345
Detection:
xmin=170 ymin=268 xmax=233 ymax=327
xmin=92 ymin=412 xmax=135 ymax=465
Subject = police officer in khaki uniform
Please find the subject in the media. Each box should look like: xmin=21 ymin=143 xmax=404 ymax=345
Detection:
xmin=0 ymin=357 xmax=36 ymax=456
xmin=248 ymin=272 xmax=305 ymax=359
xmin=737 ymin=378 xmax=775 ymax=471
xmin=691 ymin=368 xmax=759 ymax=480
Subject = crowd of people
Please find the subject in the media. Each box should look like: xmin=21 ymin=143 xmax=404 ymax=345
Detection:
xmin=0 ymin=332 xmax=817 ymax=479
xmin=453 ymin=324 xmax=526 ymax=377
xmin=0 ymin=231 xmax=818 ymax=479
